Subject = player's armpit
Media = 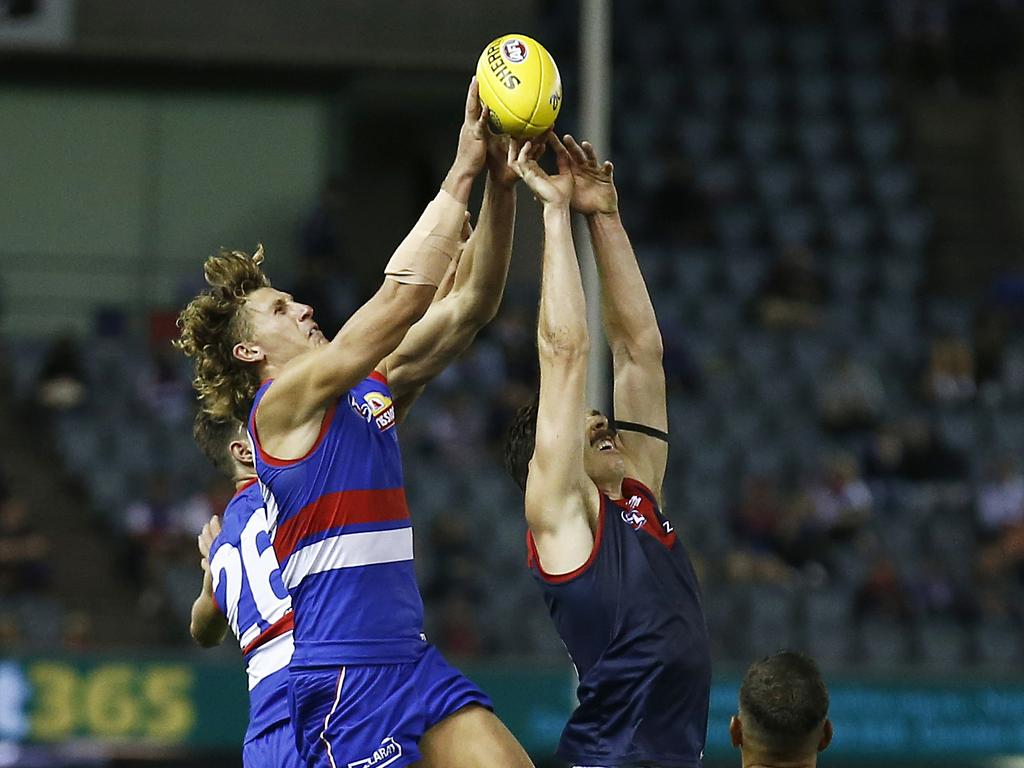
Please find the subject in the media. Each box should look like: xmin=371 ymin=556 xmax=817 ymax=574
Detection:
xmin=526 ymin=480 xmax=600 ymax=576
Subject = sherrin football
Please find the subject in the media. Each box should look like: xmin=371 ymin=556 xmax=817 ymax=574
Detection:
xmin=475 ymin=34 xmax=563 ymax=139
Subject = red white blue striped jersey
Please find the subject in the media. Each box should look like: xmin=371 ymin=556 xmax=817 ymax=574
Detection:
xmin=248 ymin=373 xmax=426 ymax=668
xmin=209 ymin=480 xmax=294 ymax=744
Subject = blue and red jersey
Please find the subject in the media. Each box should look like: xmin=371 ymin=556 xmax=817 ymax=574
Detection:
xmin=527 ymin=478 xmax=711 ymax=768
xmin=208 ymin=481 xmax=294 ymax=745
xmin=249 ymin=373 xmax=426 ymax=669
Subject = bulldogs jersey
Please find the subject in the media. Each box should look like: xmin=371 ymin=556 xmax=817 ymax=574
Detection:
xmin=527 ymin=478 xmax=711 ymax=768
xmin=249 ymin=373 xmax=426 ymax=669
xmin=208 ymin=480 xmax=294 ymax=744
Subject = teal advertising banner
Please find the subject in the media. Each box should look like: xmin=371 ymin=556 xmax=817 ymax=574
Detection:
xmin=2 ymin=653 xmax=1023 ymax=763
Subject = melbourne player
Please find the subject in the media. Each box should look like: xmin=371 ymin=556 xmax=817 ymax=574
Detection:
xmin=178 ymin=80 xmax=534 ymax=768
xmin=189 ymin=411 xmax=300 ymax=768
xmin=504 ymin=134 xmax=711 ymax=768
xmin=730 ymin=652 xmax=832 ymax=768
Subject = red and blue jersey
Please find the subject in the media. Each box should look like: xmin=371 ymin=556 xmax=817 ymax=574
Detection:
xmin=209 ymin=480 xmax=294 ymax=745
xmin=527 ymin=478 xmax=711 ymax=768
xmin=249 ymin=373 xmax=426 ymax=669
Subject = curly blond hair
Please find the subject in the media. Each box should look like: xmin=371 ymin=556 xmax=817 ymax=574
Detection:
xmin=175 ymin=245 xmax=270 ymax=422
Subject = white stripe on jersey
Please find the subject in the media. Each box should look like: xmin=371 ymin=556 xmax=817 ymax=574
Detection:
xmin=282 ymin=527 xmax=414 ymax=590
xmin=246 ymin=630 xmax=294 ymax=691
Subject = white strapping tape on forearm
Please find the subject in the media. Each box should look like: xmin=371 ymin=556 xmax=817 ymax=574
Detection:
xmin=384 ymin=189 xmax=464 ymax=287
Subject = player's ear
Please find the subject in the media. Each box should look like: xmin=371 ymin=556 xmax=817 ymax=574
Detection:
xmin=818 ymin=719 xmax=833 ymax=752
xmin=233 ymin=341 xmax=264 ymax=363
xmin=230 ymin=439 xmax=254 ymax=468
xmin=729 ymin=716 xmax=743 ymax=749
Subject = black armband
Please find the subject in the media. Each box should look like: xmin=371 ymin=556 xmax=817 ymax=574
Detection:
xmin=611 ymin=419 xmax=669 ymax=443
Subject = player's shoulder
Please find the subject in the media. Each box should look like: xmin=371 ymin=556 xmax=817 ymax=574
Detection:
xmin=220 ymin=480 xmax=265 ymax=530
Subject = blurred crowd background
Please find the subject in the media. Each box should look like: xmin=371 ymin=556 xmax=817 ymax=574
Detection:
xmin=3 ymin=0 xmax=1024 ymax=692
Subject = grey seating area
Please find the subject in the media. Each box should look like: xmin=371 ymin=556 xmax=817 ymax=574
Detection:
xmin=6 ymin=0 xmax=1024 ymax=667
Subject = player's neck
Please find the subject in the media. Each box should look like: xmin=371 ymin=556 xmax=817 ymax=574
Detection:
xmin=743 ymin=755 xmax=817 ymax=768
xmin=596 ymin=478 xmax=624 ymax=500
xmin=234 ymin=475 xmax=257 ymax=491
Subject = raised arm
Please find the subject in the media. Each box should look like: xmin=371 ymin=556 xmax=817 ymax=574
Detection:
xmin=564 ymin=134 xmax=668 ymax=502
xmin=382 ymin=134 xmax=521 ymax=422
xmin=190 ymin=515 xmax=228 ymax=648
xmin=512 ymin=137 xmax=600 ymax=576
xmin=255 ymin=81 xmax=491 ymax=451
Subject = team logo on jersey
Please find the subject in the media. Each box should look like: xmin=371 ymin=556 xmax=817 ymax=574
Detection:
xmin=621 ymin=496 xmax=647 ymax=529
xmin=347 ymin=736 xmax=402 ymax=768
xmin=502 ymin=38 xmax=528 ymax=63
xmin=349 ymin=390 xmax=396 ymax=431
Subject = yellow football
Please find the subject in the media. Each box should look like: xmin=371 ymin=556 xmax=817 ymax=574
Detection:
xmin=475 ymin=34 xmax=563 ymax=139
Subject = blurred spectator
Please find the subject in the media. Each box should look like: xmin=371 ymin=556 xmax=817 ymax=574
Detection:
xmin=922 ymin=333 xmax=976 ymax=404
xmin=727 ymin=475 xmax=798 ymax=585
xmin=137 ymin=344 xmax=191 ymax=425
xmin=0 ymin=611 xmax=22 ymax=648
xmin=37 ymin=335 xmax=86 ymax=412
xmin=909 ymin=556 xmax=978 ymax=623
xmin=648 ymin=146 xmax=713 ymax=247
xmin=292 ymin=253 xmax=357 ymax=340
xmin=897 ymin=418 xmax=969 ymax=481
xmin=817 ymin=350 xmax=886 ymax=434
xmin=750 ymin=247 xmax=830 ymax=330
xmin=976 ymin=457 xmax=1024 ymax=540
xmin=863 ymin=422 xmax=906 ymax=480
xmin=809 ymin=454 xmax=874 ymax=540
xmin=301 ymin=176 xmax=348 ymax=264
xmin=171 ymin=478 xmax=234 ymax=543
xmin=0 ymin=497 xmax=50 ymax=596
xmin=423 ymin=512 xmax=482 ymax=605
xmin=61 ymin=611 xmax=95 ymax=651
xmin=435 ymin=592 xmax=482 ymax=659
xmin=297 ymin=176 xmax=360 ymax=331
xmin=854 ymin=556 xmax=914 ymax=623
xmin=973 ymin=307 xmax=1008 ymax=396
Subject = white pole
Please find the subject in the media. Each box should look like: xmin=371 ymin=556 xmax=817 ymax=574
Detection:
xmin=578 ymin=0 xmax=613 ymax=410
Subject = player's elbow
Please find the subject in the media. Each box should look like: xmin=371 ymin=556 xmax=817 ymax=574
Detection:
xmin=190 ymin=621 xmax=220 ymax=648
xmin=538 ymin=325 xmax=589 ymax=361
xmin=380 ymin=280 xmax=436 ymax=327
xmin=613 ymin=329 xmax=664 ymax=364
xmin=459 ymin=289 xmax=502 ymax=328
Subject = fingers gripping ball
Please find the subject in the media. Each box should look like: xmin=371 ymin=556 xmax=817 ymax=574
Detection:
xmin=476 ymin=34 xmax=562 ymax=139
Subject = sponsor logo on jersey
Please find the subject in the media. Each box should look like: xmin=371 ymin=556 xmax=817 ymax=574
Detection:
xmin=349 ymin=390 xmax=396 ymax=432
xmin=621 ymin=495 xmax=646 ymax=529
xmin=347 ymin=736 xmax=402 ymax=768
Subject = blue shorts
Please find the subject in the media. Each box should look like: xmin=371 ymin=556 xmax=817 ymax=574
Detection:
xmin=289 ymin=645 xmax=493 ymax=768
xmin=242 ymin=719 xmax=304 ymax=768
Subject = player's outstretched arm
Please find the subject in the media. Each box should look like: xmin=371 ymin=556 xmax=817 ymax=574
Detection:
xmin=255 ymin=80 xmax=491 ymax=443
xmin=563 ymin=134 xmax=668 ymax=502
xmin=511 ymin=136 xmax=599 ymax=575
xmin=190 ymin=515 xmax=228 ymax=648
xmin=383 ymin=134 xmax=522 ymax=423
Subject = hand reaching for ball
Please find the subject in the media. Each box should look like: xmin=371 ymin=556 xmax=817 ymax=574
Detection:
xmin=562 ymin=134 xmax=618 ymax=216
xmin=507 ymin=133 xmax=574 ymax=208
xmin=452 ymin=77 xmax=492 ymax=179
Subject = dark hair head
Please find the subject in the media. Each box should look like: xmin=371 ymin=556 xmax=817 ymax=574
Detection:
xmin=193 ymin=409 xmax=247 ymax=479
xmin=739 ymin=651 xmax=829 ymax=757
xmin=504 ymin=392 xmax=540 ymax=492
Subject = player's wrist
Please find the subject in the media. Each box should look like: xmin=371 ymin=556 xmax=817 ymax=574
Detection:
xmin=442 ymin=162 xmax=477 ymax=203
xmin=585 ymin=208 xmax=621 ymax=224
xmin=542 ymin=201 xmax=572 ymax=222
